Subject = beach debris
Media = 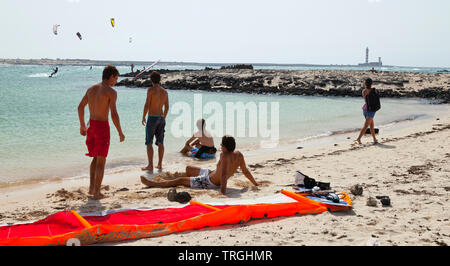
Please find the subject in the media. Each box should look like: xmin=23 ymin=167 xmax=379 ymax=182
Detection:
xmin=249 ymin=163 xmax=264 ymax=169
xmin=366 ymin=197 xmax=378 ymax=207
xmin=366 ymin=236 xmax=380 ymax=246
xmin=296 ymin=146 xmax=303 ymax=149
xmin=167 ymin=188 xmax=177 ymax=202
xmin=376 ymin=196 xmax=391 ymax=206
xmin=365 ymin=128 xmax=379 ymax=134
xmin=350 ymin=184 xmax=363 ymax=196
xmin=52 ymin=188 xmax=85 ymax=201
xmin=167 ymin=188 xmax=191 ymax=204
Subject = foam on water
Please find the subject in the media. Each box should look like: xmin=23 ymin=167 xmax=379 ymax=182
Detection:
xmin=27 ymin=73 xmax=51 ymax=78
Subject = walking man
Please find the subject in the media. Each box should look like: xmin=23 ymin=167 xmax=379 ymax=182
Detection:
xmin=78 ymin=65 xmax=125 ymax=199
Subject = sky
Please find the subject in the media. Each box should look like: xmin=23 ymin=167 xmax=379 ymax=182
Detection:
xmin=0 ymin=0 xmax=449 ymax=67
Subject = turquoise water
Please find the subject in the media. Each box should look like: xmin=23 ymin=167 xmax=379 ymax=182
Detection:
xmin=0 ymin=64 xmax=447 ymax=185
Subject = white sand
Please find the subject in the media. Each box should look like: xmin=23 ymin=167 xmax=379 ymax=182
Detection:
xmin=0 ymin=110 xmax=449 ymax=246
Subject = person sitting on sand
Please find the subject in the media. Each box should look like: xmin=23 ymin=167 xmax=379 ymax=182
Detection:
xmin=180 ymin=118 xmax=217 ymax=158
xmin=78 ymin=65 xmax=125 ymax=200
xmin=141 ymin=71 xmax=169 ymax=173
xmin=355 ymin=78 xmax=379 ymax=144
xmin=141 ymin=135 xmax=258 ymax=195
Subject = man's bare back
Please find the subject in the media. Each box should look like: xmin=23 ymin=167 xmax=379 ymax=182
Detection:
xmin=141 ymin=72 xmax=169 ymax=172
xmin=146 ymin=85 xmax=169 ymax=117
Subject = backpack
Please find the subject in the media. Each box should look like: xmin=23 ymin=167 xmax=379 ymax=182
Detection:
xmin=304 ymin=176 xmax=317 ymax=189
xmin=295 ymin=171 xmax=316 ymax=188
xmin=366 ymin=88 xmax=381 ymax=112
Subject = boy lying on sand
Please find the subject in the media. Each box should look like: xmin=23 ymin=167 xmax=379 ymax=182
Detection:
xmin=141 ymin=135 xmax=258 ymax=195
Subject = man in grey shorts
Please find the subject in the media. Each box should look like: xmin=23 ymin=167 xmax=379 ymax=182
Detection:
xmin=140 ymin=135 xmax=258 ymax=195
xmin=141 ymin=71 xmax=169 ymax=173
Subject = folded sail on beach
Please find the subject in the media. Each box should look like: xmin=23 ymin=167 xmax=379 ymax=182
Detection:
xmin=0 ymin=190 xmax=351 ymax=246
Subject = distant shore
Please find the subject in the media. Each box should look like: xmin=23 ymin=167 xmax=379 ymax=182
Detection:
xmin=117 ymin=69 xmax=450 ymax=103
xmin=3 ymin=58 xmax=448 ymax=70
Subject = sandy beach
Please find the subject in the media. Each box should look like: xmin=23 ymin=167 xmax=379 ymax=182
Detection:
xmin=0 ymin=108 xmax=448 ymax=246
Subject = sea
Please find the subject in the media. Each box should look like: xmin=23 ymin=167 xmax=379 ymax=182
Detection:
xmin=0 ymin=63 xmax=448 ymax=186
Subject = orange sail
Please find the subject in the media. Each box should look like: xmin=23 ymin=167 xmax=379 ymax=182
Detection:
xmin=0 ymin=191 xmax=350 ymax=246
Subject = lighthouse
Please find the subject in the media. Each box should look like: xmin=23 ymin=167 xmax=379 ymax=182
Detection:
xmin=359 ymin=47 xmax=382 ymax=67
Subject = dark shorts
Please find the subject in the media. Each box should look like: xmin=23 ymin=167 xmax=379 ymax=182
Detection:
xmin=145 ymin=116 xmax=165 ymax=145
xmin=194 ymin=145 xmax=217 ymax=159
xmin=363 ymin=109 xmax=376 ymax=119
xmin=85 ymin=120 xmax=110 ymax=158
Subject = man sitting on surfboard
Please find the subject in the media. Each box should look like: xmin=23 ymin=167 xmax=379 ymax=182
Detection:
xmin=180 ymin=118 xmax=217 ymax=158
xmin=141 ymin=135 xmax=258 ymax=195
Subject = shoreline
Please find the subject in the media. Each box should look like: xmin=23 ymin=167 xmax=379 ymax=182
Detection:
xmin=0 ymin=111 xmax=448 ymax=245
xmin=0 ymin=109 xmax=443 ymax=190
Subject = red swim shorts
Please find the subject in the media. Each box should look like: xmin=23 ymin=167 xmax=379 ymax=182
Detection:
xmin=85 ymin=120 xmax=110 ymax=158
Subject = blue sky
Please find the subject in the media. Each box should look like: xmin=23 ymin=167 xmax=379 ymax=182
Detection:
xmin=0 ymin=0 xmax=449 ymax=67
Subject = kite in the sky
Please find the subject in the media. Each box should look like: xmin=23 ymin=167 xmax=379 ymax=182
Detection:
xmin=76 ymin=32 xmax=82 ymax=40
xmin=129 ymin=37 xmax=132 ymax=43
xmin=53 ymin=24 xmax=60 ymax=35
xmin=111 ymin=18 xmax=115 ymax=28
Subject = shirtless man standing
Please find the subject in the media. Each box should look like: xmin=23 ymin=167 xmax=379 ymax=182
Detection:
xmin=78 ymin=65 xmax=125 ymax=200
xmin=141 ymin=71 xmax=169 ymax=173
xmin=141 ymin=135 xmax=258 ymax=195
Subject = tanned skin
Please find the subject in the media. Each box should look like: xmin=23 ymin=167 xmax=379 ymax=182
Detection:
xmin=78 ymin=74 xmax=125 ymax=200
xmin=140 ymin=144 xmax=258 ymax=195
xmin=141 ymin=81 xmax=169 ymax=172
xmin=355 ymin=80 xmax=378 ymax=144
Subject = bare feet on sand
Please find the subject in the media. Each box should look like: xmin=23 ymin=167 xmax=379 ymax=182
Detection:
xmin=91 ymin=193 xmax=108 ymax=200
xmin=141 ymin=165 xmax=153 ymax=173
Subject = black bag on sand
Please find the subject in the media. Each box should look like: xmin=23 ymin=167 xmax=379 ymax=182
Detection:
xmin=175 ymin=192 xmax=192 ymax=204
xmin=304 ymin=176 xmax=317 ymax=189
xmin=366 ymin=88 xmax=381 ymax=112
xmin=295 ymin=170 xmax=309 ymax=186
xmin=318 ymin=182 xmax=331 ymax=190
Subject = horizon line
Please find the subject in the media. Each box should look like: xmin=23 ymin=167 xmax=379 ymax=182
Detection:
xmin=0 ymin=57 xmax=448 ymax=69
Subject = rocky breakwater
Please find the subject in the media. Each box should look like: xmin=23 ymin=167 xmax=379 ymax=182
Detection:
xmin=116 ymin=69 xmax=450 ymax=103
